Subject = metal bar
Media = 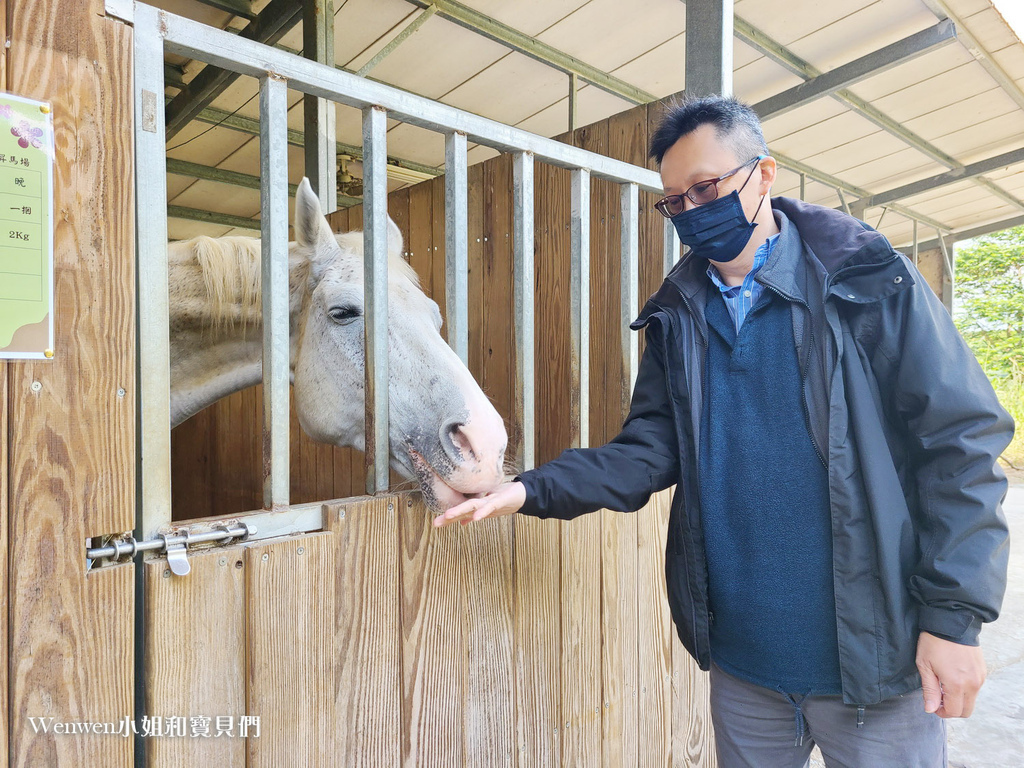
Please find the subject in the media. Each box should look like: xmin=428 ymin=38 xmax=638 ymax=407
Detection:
xmin=133 ymin=12 xmax=167 ymax=761
xmin=363 ymin=106 xmax=391 ymax=494
xmin=86 ymin=522 xmax=251 ymax=561
xmin=193 ymin=0 xmax=257 ymax=20
xmin=898 ymin=212 xmax=1024 ymax=253
xmin=685 ymin=0 xmax=734 ymax=97
xmin=158 ymin=10 xmax=664 ymax=191
xmin=912 ymin=219 xmax=919 ymax=266
xmin=663 ymin=216 xmax=679 ymax=276
xmin=513 ymin=151 xmax=536 ymax=471
xmin=568 ymin=72 xmax=579 ymax=132
xmin=799 ymin=172 xmax=805 ymax=201
xmin=936 ymin=227 xmax=954 ymax=279
xmin=91 ymin=500 xmax=327 ymax=561
xmin=164 ymin=63 xmax=187 ymax=89
xmin=259 ymin=75 xmax=291 ymax=510
xmin=570 ymin=168 xmax=590 ymax=450
xmin=135 ymin=3 xmax=172 ymax=542
xmin=444 ymin=131 xmax=469 ymax=364
xmin=166 ymin=158 xmax=362 ymax=207
xmin=303 ymin=0 xmax=337 ymax=214
xmin=875 ymin=207 xmax=888 ymax=230
xmin=620 ymin=183 xmax=639 ymax=414
xmin=921 ymin=0 xmax=1024 ymax=113
xmin=734 ymin=14 xmax=1024 ymax=212
xmin=773 ymin=149 xmax=949 ymax=232
xmin=837 ymin=187 xmax=850 ymax=216
xmin=185 ymin=103 xmax=442 ymax=180
xmin=402 ymin=0 xmax=655 ymax=105
xmin=357 ymin=5 xmax=438 ymax=77
xmin=167 ymin=205 xmax=263 ymax=231
xmin=853 ymin=146 xmax=1024 ymax=209
xmin=753 ymin=21 xmax=956 ymax=120
xmin=164 ymin=0 xmax=304 ymax=139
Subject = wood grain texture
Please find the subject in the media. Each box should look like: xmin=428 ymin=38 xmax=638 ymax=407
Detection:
xmin=245 ymin=532 xmax=336 ymax=768
xmin=7 ymin=1 xmax=135 ymax=765
xmin=144 ymin=547 xmax=246 ymax=768
xmin=325 ymin=497 xmax=401 ymax=767
xmin=0 ymin=358 xmax=7 ymax=768
xmin=399 ymin=493 xmax=464 ymax=767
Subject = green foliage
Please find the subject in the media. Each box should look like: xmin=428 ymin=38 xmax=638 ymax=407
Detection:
xmin=953 ymin=225 xmax=1024 ymax=380
xmin=953 ymin=226 xmax=1024 ymax=469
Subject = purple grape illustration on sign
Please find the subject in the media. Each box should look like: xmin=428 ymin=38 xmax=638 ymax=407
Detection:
xmin=12 ymin=120 xmax=42 ymax=149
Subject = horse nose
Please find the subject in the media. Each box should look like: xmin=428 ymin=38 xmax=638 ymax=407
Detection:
xmin=440 ymin=420 xmax=476 ymax=465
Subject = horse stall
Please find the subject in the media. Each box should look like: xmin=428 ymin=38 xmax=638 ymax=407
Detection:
xmin=0 ymin=0 xmax=715 ymax=766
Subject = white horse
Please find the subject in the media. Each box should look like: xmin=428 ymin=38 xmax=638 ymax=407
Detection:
xmin=167 ymin=178 xmax=507 ymax=512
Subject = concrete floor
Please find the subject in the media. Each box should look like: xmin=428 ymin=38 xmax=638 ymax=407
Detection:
xmin=807 ymin=485 xmax=1024 ymax=768
xmin=946 ymin=484 xmax=1024 ymax=768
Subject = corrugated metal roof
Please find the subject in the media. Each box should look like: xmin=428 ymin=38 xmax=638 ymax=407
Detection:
xmin=151 ymin=0 xmax=1024 ymax=249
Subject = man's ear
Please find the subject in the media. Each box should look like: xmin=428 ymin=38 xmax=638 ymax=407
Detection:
xmin=759 ymin=156 xmax=778 ymax=196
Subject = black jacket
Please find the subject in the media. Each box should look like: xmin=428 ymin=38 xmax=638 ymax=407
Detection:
xmin=516 ymin=197 xmax=1014 ymax=705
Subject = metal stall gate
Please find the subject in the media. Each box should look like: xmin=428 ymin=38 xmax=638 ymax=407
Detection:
xmin=87 ymin=3 xmax=713 ymax=765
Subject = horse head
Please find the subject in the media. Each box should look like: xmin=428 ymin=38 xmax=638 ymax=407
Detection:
xmin=290 ymin=179 xmax=508 ymax=511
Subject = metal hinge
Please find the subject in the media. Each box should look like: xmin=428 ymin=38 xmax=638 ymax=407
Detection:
xmin=86 ymin=521 xmax=254 ymax=577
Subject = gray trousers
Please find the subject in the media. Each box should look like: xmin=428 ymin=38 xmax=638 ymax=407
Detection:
xmin=710 ymin=662 xmax=947 ymax=768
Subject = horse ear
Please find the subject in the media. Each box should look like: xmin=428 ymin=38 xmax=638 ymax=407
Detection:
xmin=387 ymin=215 xmax=404 ymax=256
xmin=294 ymin=178 xmax=335 ymax=252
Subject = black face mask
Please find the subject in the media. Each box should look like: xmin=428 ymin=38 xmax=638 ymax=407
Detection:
xmin=670 ymin=172 xmax=766 ymax=263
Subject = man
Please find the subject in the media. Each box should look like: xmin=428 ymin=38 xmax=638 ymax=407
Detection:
xmin=434 ymin=96 xmax=1013 ymax=767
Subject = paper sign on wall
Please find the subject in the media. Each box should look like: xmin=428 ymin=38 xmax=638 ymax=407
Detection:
xmin=0 ymin=93 xmax=54 ymax=360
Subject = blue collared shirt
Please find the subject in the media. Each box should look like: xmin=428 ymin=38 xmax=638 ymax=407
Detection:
xmin=706 ymin=233 xmax=781 ymax=334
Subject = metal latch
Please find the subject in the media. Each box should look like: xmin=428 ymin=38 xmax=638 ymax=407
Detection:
xmin=86 ymin=521 xmax=254 ymax=577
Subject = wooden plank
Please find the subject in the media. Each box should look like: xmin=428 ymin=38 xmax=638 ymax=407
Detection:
xmin=461 ymin=516 xmax=515 ymax=765
xmin=7 ymin=1 xmax=135 ymax=764
xmin=245 ymin=532 xmax=336 ymax=767
xmin=408 ymin=181 xmax=435 ymax=301
xmin=672 ymin=630 xmax=715 ymax=768
xmin=430 ymin=175 xmax=447 ymax=342
xmin=637 ymin=490 xmax=674 ymax=767
xmin=399 ymin=493 xmax=464 ymax=767
xmin=144 ymin=547 xmax=246 ymax=767
xmin=325 ymin=497 xmax=402 ymax=767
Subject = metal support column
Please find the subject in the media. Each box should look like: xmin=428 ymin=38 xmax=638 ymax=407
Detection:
xmin=569 ymin=72 xmax=579 ymax=132
xmin=444 ymin=131 xmax=469 ymax=363
xmin=303 ymin=0 xmax=337 ymax=213
xmin=936 ymin=229 xmax=955 ymax=314
xmin=513 ymin=151 xmax=536 ymax=471
xmin=620 ymin=183 xmax=639 ymax=414
xmin=570 ymin=168 xmax=590 ymax=449
xmin=363 ymin=106 xmax=391 ymax=493
xmin=685 ymin=0 xmax=734 ymax=97
xmin=664 ymin=217 xmax=680 ymax=276
xmin=260 ymin=75 xmax=291 ymax=509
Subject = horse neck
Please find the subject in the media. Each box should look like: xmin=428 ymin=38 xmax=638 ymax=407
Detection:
xmin=167 ymin=239 xmax=309 ymax=427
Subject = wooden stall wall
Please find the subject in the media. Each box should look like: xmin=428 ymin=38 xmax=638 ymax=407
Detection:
xmin=4 ymin=1 xmax=136 ymax=766
xmin=164 ymin=97 xmax=714 ymax=767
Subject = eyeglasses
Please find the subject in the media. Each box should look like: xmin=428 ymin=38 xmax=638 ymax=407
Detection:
xmin=654 ymin=155 xmax=766 ymax=218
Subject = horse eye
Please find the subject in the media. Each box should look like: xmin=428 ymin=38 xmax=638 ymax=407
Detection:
xmin=328 ymin=306 xmax=361 ymax=324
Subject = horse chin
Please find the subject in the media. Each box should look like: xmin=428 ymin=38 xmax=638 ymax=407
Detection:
xmin=407 ymin=449 xmax=480 ymax=515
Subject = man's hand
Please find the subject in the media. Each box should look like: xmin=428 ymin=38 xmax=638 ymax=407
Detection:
xmin=916 ymin=631 xmax=987 ymax=718
xmin=432 ymin=481 xmax=526 ymax=528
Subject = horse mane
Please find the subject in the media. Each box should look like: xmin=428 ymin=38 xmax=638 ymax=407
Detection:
xmin=189 ymin=235 xmax=264 ymax=332
xmin=179 ymin=231 xmax=421 ymax=333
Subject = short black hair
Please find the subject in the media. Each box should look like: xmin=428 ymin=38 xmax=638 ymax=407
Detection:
xmin=649 ymin=95 xmax=769 ymax=166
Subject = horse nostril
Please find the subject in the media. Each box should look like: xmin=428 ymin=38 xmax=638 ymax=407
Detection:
xmin=442 ymin=421 xmax=476 ymax=464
